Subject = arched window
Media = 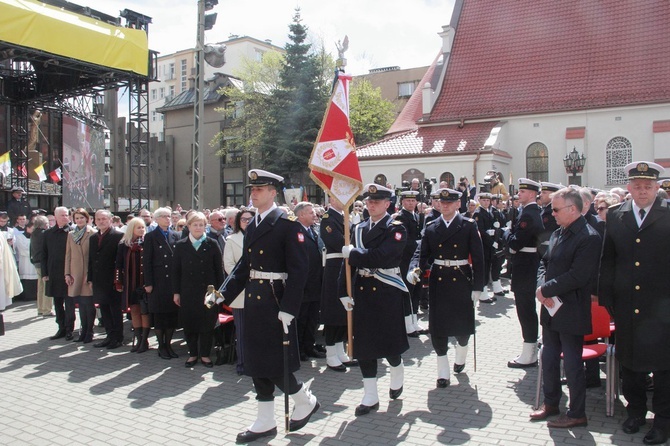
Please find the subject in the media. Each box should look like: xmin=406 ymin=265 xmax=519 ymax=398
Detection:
xmin=606 ymin=137 xmax=632 ymax=186
xmin=526 ymin=142 xmax=548 ymax=182
xmin=373 ymin=174 xmax=387 ymax=186
xmin=439 ymin=172 xmax=455 ymax=188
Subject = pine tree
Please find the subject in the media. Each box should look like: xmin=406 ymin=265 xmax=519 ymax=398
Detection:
xmin=262 ymin=8 xmax=330 ymax=187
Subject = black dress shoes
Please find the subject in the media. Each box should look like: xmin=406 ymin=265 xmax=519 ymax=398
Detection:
xmin=93 ymin=338 xmax=111 ymax=348
xmin=185 ymin=358 xmax=198 ymax=367
xmin=305 ymin=349 xmax=326 ymax=359
xmin=622 ymin=416 xmax=647 ymax=434
xmin=479 ymin=297 xmax=497 ymax=304
xmin=106 ymin=340 xmax=123 ymax=350
xmin=289 ymin=400 xmax=320 ymax=432
xmin=50 ymin=330 xmax=66 ymax=340
xmin=235 ymin=427 xmax=277 ymax=444
xmin=342 ymin=359 xmax=359 ymax=367
xmin=436 ymin=378 xmax=450 ymax=388
xmin=167 ymin=346 xmax=179 ymax=358
xmin=355 ymin=402 xmax=379 ymax=416
xmin=547 ymin=414 xmax=588 ymax=428
xmin=201 ymin=359 xmax=214 ymax=368
xmin=65 ymin=333 xmax=74 ymax=341
xmin=507 ymin=359 xmax=538 ymax=368
xmin=389 ymin=386 xmax=403 ymax=400
xmin=158 ymin=347 xmax=172 ymax=360
xmin=407 ymin=331 xmax=420 ymax=338
xmin=454 ymin=363 xmax=465 ymax=373
xmin=643 ymin=426 xmax=668 ymax=445
xmin=314 ymin=344 xmax=326 ymax=353
xmin=327 ymin=364 xmax=347 ymax=372
xmin=73 ymin=336 xmax=85 ymax=342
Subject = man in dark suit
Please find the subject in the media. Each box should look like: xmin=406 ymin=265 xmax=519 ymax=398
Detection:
xmin=340 ymin=184 xmax=409 ymax=417
xmin=503 ymin=178 xmax=544 ymax=368
xmin=473 ymin=192 xmax=496 ymax=303
xmin=599 ymin=161 xmax=670 ymax=445
xmin=42 ymin=206 xmax=73 ymax=340
xmin=413 ymin=188 xmax=485 ymax=386
xmin=220 ymin=169 xmax=318 ymax=443
xmin=530 ymin=187 xmax=601 ymax=428
xmin=7 ymin=186 xmax=32 ymax=226
xmin=395 ymin=190 xmax=426 ymax=336
xmin=88 ymin=210 xmax=124 ymax=349
xmin=294 ymin=201 xmax=325 ymax=361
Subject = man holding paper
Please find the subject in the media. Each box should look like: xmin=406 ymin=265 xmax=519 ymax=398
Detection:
xmin=530 ymin=187 xmax=602 ymax=428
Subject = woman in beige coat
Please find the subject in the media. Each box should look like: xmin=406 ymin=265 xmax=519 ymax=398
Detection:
xmin=65 ymin=208 xmax=95 ymax=343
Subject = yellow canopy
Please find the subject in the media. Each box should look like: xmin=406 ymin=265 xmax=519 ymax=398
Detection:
xmin=0 ymin=0 xmax=148 ymax=76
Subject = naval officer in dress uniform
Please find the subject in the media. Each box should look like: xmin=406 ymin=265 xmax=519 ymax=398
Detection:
xmin=409 ymin=188 xmax=485 ymax=386
xmin=395 ymin=190 xmax=427 ymax=336
xmin=538 ymin=182 xmax=561 ymax=259
xmin=599 ymin=161 xmax=670 ymax=445
xmin=319 ymin=199 xmax=357 ymax=371
xmin=219 ymin=169 xmax=319 ymax=443
xmin=503 ymin=178 xmax=544 ymax=368
xmin=340 ymin=183 xmax=409 ymax=416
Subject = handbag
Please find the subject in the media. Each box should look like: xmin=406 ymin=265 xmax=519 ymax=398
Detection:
xmin=136 ymin=287 xmax=150 ymax=315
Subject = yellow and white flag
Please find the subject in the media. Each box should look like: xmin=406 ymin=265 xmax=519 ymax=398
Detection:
xmin=34 ymin=162 xmax=47 ymax=182
xmin=0 ymin=151 xmax=10 ymax=178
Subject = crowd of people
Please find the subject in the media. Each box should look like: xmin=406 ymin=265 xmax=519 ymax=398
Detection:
xmin=1 ymin=162 xmax=669 ymax=444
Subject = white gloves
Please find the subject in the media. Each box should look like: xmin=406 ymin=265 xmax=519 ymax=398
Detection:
xmin=339 ymin=296 xmax=354 ymax=311
xmin=406 ymin=268 xmax=421 ymax=285
xmin=505 ymin=220 xmax=512 ymax=229
xmin=486 ymin=229 xmax=495 ymax=236
xmin=471 ymin=291 xmax=481 ymax=303
xmin=341 ymin=244 xmax=354 ymax=259
xmin=277 ymin=311 xmax=295 ymax=334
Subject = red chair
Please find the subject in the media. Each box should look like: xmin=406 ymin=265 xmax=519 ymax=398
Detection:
xmin=534 ymin=302 xmax=616 ymax=416
xmin=214 ymin=302 xmax=236 ymax=365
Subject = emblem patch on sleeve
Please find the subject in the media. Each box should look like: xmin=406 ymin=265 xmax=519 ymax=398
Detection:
xmin=395 ymin=232 xmax=402 ymax=241
xmin=519 ymin=221 xmax=527 ymax=229
xmin=325 ymin=225 xmax=332 ymax=233
xmin=297 ymin=233 xmax=305 ymax=242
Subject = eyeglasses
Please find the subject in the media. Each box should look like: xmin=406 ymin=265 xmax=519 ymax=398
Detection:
xmin=213 ymin=218 xmax=225 ymax=222
xmin=596 ymin=206 xmax=608 ymax=212
xmin=177 ymin=225 xmax=185 ymax=229
xmin=240 ymin=217 xmax=253 ymax=223
xmin=552 ymin=204 xmax=574 ymax=213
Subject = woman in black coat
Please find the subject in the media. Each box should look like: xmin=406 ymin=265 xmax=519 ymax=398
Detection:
xmin=143 ymin=207 xmax=180 ymax=359
xmin=173 ymin=212 xmax=224 ymax=368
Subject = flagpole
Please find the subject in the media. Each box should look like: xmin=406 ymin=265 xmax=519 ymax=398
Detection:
xmin=343 ymin=206 xmax=354 ymax=358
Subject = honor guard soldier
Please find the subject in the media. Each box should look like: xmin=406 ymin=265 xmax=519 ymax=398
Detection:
xmin=424 ymin=190 xmax=442 ymax=229
xmin=340 ymin=183 xmax=409 ymax=416
xmin=538 ymin=182 xmax=562 ymax=258
xmin=409 ymin=188 xmax=485 ymax=386
xmin=319 ymin=200 xmax=356 ymax=371
xmin=219 ymin=169 xmax=319 ymax=443
xmin=503 ymin=178 xmax=544 ymax=368
xmin=395 ymin=190 xmax=427 ymax=336
xmin=599 ymin=162 xmax=670 ymax=445
xmin=472 ymin=192 xmax=497 ymax=303
xmin=489 ymin=194 xmax=509 ymax=297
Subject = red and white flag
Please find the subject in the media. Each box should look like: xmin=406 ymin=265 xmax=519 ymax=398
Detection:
xmin=308 ymin=73 xmax=362 ymax=209
xmin=49 ymin=167 xmax=62 ymax=183
xmin=19 ymin=162 xmax=27 ymax=177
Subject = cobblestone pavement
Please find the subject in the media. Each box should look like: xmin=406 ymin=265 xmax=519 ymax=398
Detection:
xmin=0 ymin=287 xmax=643 ymax=446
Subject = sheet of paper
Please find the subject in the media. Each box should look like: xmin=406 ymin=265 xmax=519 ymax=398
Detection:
xmin=546 ymin=296 xmax=563 ymax=317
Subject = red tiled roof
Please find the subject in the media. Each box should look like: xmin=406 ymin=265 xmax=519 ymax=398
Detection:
xmin=357 ymin=121 xmax=499 ymax=159
xmin=386 ymin=53 xmax=440 ymax=135
xmin=430 ymin=1 xmax=670 ymax=122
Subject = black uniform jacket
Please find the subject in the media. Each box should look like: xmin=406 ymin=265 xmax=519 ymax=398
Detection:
xmin=143 ymin=228 xmax=180 ymax=313
xmin=221 ymin=207 xmax=308 ymax=377
xmin=396 ymin=208 xmax=423 ymax=278
xmin=598 ymin=197 xmax=670 ymax=371
xmin=88 ymin=228 xmax=123 ymax=305
xmin=319 ymin=210 xmax=346 ymax=326
xmin=504 ymin=202 xmax=543 ymax=293
xmin=537 ymin=216 xmax=601 ymax=336
xmin=340 ymin=213 xmax=409 ymax=360
xmin=419 ymin=213 xmax=485 ymax=337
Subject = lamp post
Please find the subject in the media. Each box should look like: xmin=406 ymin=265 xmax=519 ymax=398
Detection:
xmin=563 ymin=147 xmax=586 ymax=186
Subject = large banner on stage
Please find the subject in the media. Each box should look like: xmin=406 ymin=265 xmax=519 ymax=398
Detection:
xmin=62 ymin=115 xmax=105 ymax=210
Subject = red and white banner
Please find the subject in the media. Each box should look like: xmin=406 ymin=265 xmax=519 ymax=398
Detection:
xmin=308 ymin=73 xmax=362 ymax=209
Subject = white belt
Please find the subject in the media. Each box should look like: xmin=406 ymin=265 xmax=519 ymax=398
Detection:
xmin=518 ymin=247 xmax=537 ymax=253
xmin=541 ymin=241 xmax=550 ymax=246
xmin=326 ymin=253 xmax=344 ymax=260
xmin=358 ymin=267 xmax=400 ymax=277
xmin=433 ymin=259 xmax=469 ymax=266
xmin=249 ymin=270 xmax=288 ymax=281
